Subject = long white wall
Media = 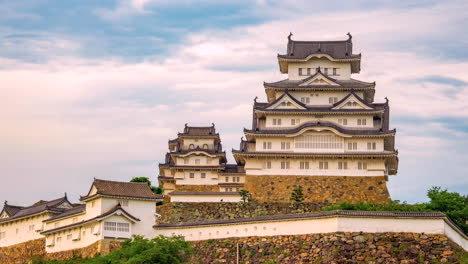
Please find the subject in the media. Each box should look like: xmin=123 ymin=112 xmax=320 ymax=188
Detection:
xmin=154 ymin=215 xmax=468 ymax=251
xmin=0 ymin=214 xmax=51 ymax=247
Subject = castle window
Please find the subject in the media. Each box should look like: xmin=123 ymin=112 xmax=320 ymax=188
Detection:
xmin=348 ymin=142 xmax=358 ymax=150
xmin=273 ymin=118 xmax=281 ymax=125
xmin=300 ymin=161 xmax=309 ymax=169
xmin=263 ymin=142 xmax=272 ymax=150
xmin=329 ymin=97 xmax=338 ymax=104
xmin=324 ymin=68 xmax=328 ymax=75
xmin=358 ymin=162 xmax=368 ymax=170
xmin=333 ymin=68 xmax=337 ymax=75
xmin=201 ymin=173 xmax=206 ymax=178
xmin=236 ymin=177 xmax=240 ymax=182
xmin=295 ymin=135 xmax=343 ymax=149
xmin=189 ymin=144 xmax=195 ymax=150
xmin=190 ymin=173 xmax=195 ymax=178
xmin=367 ymin=142 xmax=377 ymax=150
xmin=319 ymin=161 xmax=328 ymax=169
xmin=202 ymin=144 xmax=208 ymax=149
xmin=280 ymin=161 xmax=290 ymax=169
xmin=225 ymin=177 xmax=229 ymax=182
xmin=299 ymin=68 xmax=304 ymax=76
xmin=195 ymin=159 xmax=200 ymax=164
xmin=56 ymin=237 xmax=62 ymax=243
xmin=117 ymin=223 xmax=130 ymax=232
xmin=67 ymin=234 xmax=72 ymax=240
xmin=338 ymin=119 xmax=348 ymax=125
xmin=338 ymin=161 xmax=348 ymax=170
xmin=184 ymin=158 xmax=189 ymax=164
xmin=281 ymin=142 xmax=290 ymax=150
xmin=263 ymin=161 xmax=272 ymax=169
xmin=307 ymin=68 xmax=311 ymax=75
xmin=300 ymin=97 xmax=310 ymax=104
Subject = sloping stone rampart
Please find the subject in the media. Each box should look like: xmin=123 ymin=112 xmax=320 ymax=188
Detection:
xmin=244 ymin=175 xmax=390 ymax=203
xmin=0 ymin=239 xmax=121 ymax=264
xmin=157 ymin=201 xmax=325 ymax=223
xmin=190 ymin=232 xmax=466 ymax=263
xmin=0 ymin=238 xmax=45 ymax=264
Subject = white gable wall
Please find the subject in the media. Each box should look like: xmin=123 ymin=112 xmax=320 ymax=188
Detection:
xmin=288 ymin=58 xmax=351 ymax=80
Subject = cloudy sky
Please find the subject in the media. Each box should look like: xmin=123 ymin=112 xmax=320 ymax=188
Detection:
xmin=1 ymin=0 xmax=467 ymax=208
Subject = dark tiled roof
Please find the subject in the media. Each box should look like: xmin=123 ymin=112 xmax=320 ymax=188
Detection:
xmin=41 ymin=204 xmax=139 ymax=235
xmin=264 ymin=78 xmax=374 ymax=89
xmin=278 ymin=34 xmax=360 ymax=60
xmin=0 ymin=196 xmax=70 ymax=223
xmin=221 ymin=164 xmax=245 ymax=174
xmin=218 ymin=183 xmax=244 ymax=187
xmin=244 ymin=121 xmax=396 ymax=136
xmin=154 ymin=210 xmax=446 ymax=228
xmin=1 ymin=203 xmax=24 ymax=217
xmin=44 ymin=204 xmax=86 ymax=222
xmin=169 ymin=191 xmax=240 ymax=196
xmin=178 ymin=124 xmax=218 ymax=136
xmin=80 ymin=179 xmax=162 ymax=201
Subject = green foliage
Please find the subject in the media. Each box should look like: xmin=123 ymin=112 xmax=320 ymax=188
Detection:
xmin=239 ymin=189 xmax=251 ymax=203
xmin=290 ymin=186 xmax=305 ymax=203
xmin=130 ymin=177 xmax=164 ymax=195
xmin=32 ymin=235 xmax=192 ymax=264
xmin=323 ymin=187 xmax=468 ymax=234
xmin=426 ymin=187 xmax=468 ymax=234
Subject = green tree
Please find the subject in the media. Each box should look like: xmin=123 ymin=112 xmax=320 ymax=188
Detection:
xmin=426 ymin=187 xmax=468 ymax=234
xmin=239 ymin=189 xmax=251 ymax=202
xmin=130 ymin=177 xmax=164 ymax=195
xmin=290 ymin=187 xmax=305 ymax=203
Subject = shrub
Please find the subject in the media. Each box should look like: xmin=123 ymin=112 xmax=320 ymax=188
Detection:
xmin=290 ymin=187 xmax=305 ymax=203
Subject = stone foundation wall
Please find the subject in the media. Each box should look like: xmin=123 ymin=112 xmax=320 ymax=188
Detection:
xmin=190 ymin=232 xmax=466 ymax=264
xmin=0 ymin=239 xmax=121 ymax=264
xmin=175 ymin=184 xmax=220 ymax=192
xmin=243 ymin=175 xmax=390 ymax=203
xmin=0 ymin=238 xmax=45 ymax=264
xmin=157 ymin=201 xmax=325 ymax=223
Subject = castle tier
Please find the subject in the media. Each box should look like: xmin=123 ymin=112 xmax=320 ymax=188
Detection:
xmin=232 ymin=33 xmax=398 ymax=203
xmin=158 ymin=124 xmax=245 ymax=202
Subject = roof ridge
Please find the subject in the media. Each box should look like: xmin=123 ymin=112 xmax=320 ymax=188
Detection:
xmin=94 ymin=178 xmax=148 ymax=185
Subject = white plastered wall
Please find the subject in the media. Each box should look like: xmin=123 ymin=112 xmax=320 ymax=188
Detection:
xmin=264 ymin=113 xmax=374 ymax=129
xmin=181 ymin=138 xmax=215 ymax=150
xmin=0 ymin=213 xmax=51 ymax=247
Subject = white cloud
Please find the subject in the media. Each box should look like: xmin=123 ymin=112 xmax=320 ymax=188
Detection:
xmin=2 ymin=1 xmax=468 ymax=205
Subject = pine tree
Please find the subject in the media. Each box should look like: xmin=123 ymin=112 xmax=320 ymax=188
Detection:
xmin=290 ymin=187 xmax=305 ymax=203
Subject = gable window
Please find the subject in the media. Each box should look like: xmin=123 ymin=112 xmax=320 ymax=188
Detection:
xmin=280 ymin=161 xmax=290 ymax=169
xmin=319 ymin=161 xmax=328 ymax=169
xmin=300 ymin=161 xmax=309 ymax=169
xmin=281 ymin=142 xmax=290 ymax=150
xmin=189 ymin=144 xmax=195 ymax=150
xmin=189 ymin=173 xmax=195 ymax=178
xmin=329 ymin=97 xmax=338 ymax=104
xmin=333 ymin=68 xmax=337 ymax=75
xmin=358 ymin=162 xmax=368 ymax=170
xmin=202 ymin=144 xmax=208 ymax=149
xmin=201 ymin=172 xmax=206 ymax=178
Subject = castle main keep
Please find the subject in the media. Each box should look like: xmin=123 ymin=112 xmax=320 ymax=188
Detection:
xmin=158 ymin=33 xmax=399 ymax=203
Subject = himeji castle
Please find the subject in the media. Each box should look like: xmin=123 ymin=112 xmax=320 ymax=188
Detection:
xmin=159 ymin=33 xmax=399 ymax=203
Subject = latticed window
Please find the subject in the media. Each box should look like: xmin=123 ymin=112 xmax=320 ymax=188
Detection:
xmin=300 ymin=161 xmax=309 ymax=169
xmin=262 ymin=160 xmax=272 ymax=169
xmin=358 ymin=162 xmax=368 ymax=170
xmin=281 ymin=142 xmax=290 ymax=150
xmin=295 ymin=135 xmax=343 ymax=149
xmin=319 ymin=161 xmax=328 ymax=169
xmin=104 ymin=222 xmax=116 ymax=231
xmin=201 ymin=173 xmax=206 ymax=178
xmin=338 ymin=162 xmax=348 ymax=170
xmin=281 ymin=161 xmax=290 ymax=169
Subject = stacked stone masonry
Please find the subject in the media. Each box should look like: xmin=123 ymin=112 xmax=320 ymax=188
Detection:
xmin=0 ymin=239 xmax=121 ymax=264
xmin=244 ymin=175 xmax=390 ymax=203
xmin=157 ymin=202 xmax=325 ymax=223
xmin=190 ymin=232 xmax=466 ymax=264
